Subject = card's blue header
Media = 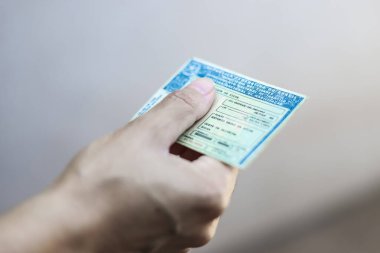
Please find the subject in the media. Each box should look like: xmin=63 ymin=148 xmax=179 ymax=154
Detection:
xmin=164 ymin=59 xmax=304 ymax=110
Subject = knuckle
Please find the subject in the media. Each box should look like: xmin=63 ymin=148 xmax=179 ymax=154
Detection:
xmin=193 ymin=187 xmax=225 ymax=219
xmin=170 ymin=90 xmax=197 ymax=113
xmin=189 ymin=230 xmax=214 ymax=247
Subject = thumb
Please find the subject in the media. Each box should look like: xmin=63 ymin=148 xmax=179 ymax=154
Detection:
xmin=140 ymin=78 xmax=215 ymax=147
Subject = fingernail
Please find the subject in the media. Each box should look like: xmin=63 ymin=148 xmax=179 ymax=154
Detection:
xmin=188 ymin=78 xmax=215 ymax=95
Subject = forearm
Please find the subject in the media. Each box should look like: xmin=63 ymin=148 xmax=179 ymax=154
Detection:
xmin=0 ymin=178 xmax=177 ymax=253
xmin=0 ymin=184 xmax=96 ymax=253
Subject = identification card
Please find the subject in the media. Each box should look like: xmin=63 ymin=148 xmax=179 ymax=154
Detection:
xmin=132 ymin=58 xmax=306 ymax=168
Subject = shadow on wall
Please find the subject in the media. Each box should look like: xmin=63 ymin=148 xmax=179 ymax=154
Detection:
xmin=224 ymin=184 xmax=380 ymax=253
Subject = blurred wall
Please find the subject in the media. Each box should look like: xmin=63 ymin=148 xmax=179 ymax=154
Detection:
xmin=1 ymin=1 xmax=380 ymax=252
xmin=243 ymin=187 xmax=380 ymax=253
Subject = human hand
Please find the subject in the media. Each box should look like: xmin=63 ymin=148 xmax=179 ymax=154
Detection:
xmin=0 ymin=78 xmax=238 ymax=253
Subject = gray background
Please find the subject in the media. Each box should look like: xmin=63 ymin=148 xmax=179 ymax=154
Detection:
xmin=1 ymin=1 xmax=380 ymax=252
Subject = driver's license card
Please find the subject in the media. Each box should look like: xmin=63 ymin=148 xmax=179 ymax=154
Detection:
xmin=132 ymin=58 xmax=306 ymax=169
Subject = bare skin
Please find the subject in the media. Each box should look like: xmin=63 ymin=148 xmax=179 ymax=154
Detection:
xmin=0 ymin=78 xmax=238 ymax=253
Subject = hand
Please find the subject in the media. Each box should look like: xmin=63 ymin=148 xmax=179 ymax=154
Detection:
xmin=0 ymin=78 xmax=238 ymax=253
